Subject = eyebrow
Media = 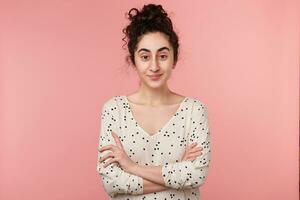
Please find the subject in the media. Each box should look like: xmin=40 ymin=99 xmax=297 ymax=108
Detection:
xmin=137 ymin=47 xmax=170 ymax=53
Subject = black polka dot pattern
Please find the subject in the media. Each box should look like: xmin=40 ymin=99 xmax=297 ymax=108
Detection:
xmin=96 ymin=100 xmax=144 ymax=198
xmin=96 ymin=96 xmax=211 ymax=199
xmin=161 ymin=101 xmax=211 ymax=190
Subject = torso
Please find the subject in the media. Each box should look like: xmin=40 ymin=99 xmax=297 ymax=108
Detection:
xmin=125 ymin=93 xmax=186 ymax=136
xmin=100 ymin=95 xmax=202 ymax=199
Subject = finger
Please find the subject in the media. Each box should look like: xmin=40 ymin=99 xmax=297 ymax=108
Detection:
xmin=98 ymin=144 xmax=115 ymax=152
xmin=99 ymin=152 xmax=114 ymax=162
xmin=103 ymin=157 xmax=118 ymax=168
xmin=188 ymin=151 xmax=203 ymax=156
xmin=185 ymin=142 xmax=197 ymax=151
xmin=188 ymin=147 xmax=203 ymax=153
xmin=186 ymin=156 xmax=196 ymax=161
xmin=186 ymin=154 xmax=200 ymax=161
xmin=189 ymin=142 xmax=198 ymax=147
xmin=188 ymin=151 xmax=202 ymax=158
xmin=188 ymin=142 xmax=198 ymax=149
xmin=111 ymin=131 xmax=124 ymax=149
xmin=193 ymin=146 xmax=203 ymax=150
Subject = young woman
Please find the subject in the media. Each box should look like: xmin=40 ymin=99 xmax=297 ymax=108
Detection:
xmin=97 ymin=4 xmax=211 ymax=200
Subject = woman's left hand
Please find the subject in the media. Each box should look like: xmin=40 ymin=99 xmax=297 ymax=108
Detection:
xmin=98 ymin=131 xmax=137 ymax=173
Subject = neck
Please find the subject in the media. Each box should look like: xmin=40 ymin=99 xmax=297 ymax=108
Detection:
xmin=135 ymin=83 xmax=174 ymax=105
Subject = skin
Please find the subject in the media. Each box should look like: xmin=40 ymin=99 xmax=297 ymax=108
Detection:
xmin=98 ymin=32 xmax=203 ymax=194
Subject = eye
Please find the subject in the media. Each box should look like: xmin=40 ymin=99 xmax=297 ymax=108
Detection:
xmin=160 ymin=55 xmax=168 ymax=60
xmin=141 ymin=55 xmax=149 ymax=61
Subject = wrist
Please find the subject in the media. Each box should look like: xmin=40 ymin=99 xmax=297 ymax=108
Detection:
xmin=126 ymin=162 xmax=139 ymax=174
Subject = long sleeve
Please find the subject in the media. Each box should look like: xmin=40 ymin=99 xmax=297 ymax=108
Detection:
xmin=96 ymin=100 xmax=144 ymax=198
xmin=161 ymin=100 xmax=212 ymax=190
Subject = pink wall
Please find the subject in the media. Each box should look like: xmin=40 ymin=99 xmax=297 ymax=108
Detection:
xmin=1 ymin=0 xmax=299 ymax=199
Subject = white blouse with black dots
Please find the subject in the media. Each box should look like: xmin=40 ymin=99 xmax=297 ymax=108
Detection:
xmin=96 ymin=95 xmax=211 ymax=200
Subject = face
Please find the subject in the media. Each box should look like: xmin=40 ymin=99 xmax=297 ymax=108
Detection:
xmin=133 ymin=32 xmax=175 ymax=88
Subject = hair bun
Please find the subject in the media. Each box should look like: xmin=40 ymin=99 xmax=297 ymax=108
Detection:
xmin=129 ymin=4 xmax=167 ymax=24
xmin=140 ymin=4 xmax=167 ymax=20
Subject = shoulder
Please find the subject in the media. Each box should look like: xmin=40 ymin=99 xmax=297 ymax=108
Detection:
xmin=187 ymin=96 xmax=207 ymax=108
xmin=102 ymin=95 xmax=118 ymax=107
xmin=187 ymin=96 xmax=209 ymax=119
xmin=99 ymin=95 xmax=116 ymax=114
xmin=100 ymin=95 xmax=124 ymax=114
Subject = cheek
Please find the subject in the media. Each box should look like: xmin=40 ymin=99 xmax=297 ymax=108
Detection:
xmin=136 ymin=61 xmax=151 ymax=72
xmin=135 ymin=65 xmax=148 ymax=76
xmin=163 ymin=67 xmax=174 ymax=78
xmin=162 ymin=63 xmax=174 ymax=72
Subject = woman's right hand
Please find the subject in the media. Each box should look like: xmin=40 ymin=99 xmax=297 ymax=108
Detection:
xmin=181 ymin=142 xmax=203 ymax=161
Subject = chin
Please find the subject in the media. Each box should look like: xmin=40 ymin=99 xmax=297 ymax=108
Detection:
xmin=148 ymin=80 xmax=167 ymax=88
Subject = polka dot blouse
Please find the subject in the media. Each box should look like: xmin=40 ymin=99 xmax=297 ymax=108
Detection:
xmin=96 ymin=95 xmax=211 ymax=200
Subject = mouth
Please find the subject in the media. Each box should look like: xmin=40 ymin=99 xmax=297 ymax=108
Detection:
xmin=148 ymin=74 xmax=163 ymax=80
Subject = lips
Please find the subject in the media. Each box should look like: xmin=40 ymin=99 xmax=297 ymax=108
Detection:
xmin=148 ymin=74 xmax=162 ymax=78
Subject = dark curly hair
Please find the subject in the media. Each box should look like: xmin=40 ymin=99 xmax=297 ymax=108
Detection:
xmin=122 ymin=4 xmax=180 ymax=68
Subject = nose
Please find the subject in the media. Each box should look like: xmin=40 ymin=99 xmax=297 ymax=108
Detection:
xmin=150 ymin=57 xmax=160 ymax=71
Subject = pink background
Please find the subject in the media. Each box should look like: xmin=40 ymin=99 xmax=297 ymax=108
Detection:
xmin=1 ymin=0 xmax=299 ymax=199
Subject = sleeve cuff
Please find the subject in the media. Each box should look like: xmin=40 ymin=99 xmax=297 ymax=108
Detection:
xmin=130 ymin=174 xmax=144 ymax=195
xmin=161 ymin=161 xmax=191 ymax=189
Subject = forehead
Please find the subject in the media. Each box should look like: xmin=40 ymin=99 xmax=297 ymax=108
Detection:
xmin=136 ymin=32 xmax=171 ymax=52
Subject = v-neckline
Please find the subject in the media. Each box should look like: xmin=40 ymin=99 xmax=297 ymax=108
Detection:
xmin=122 ymin=95 xmax=188 ymax=138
